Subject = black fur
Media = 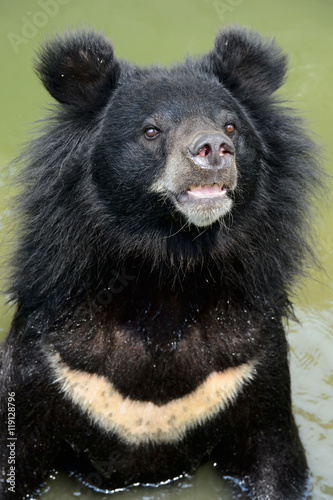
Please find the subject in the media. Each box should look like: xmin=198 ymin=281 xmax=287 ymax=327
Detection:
xmin=0 ymin=26 xmax=321 ymax=499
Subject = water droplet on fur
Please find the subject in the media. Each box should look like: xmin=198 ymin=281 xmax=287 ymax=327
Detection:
xmin=170 ymin=341 xmax=177 ymax=351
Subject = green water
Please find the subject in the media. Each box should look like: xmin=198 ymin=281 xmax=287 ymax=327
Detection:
xmin=0 ymin=0 xmax=332 ymax=498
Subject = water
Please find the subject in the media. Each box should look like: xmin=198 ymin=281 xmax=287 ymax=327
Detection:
xmin=1 ymin=0 xmax=332 ymax=498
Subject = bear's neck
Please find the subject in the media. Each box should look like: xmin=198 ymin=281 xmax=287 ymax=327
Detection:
xmin=14 ymin=253 xmax=286 ymax=328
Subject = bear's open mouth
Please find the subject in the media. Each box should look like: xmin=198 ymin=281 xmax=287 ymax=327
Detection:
xmin=176 ymin=182 xmax=229 ymax=205
xmin=187 ymin=182 xmax=226 ymax=199
xmin=175 ymin=182 xmax=233 ymax=226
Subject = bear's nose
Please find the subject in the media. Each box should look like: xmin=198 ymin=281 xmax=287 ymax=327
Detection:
xmin=188 ymin=133 xmax=235 ymax=170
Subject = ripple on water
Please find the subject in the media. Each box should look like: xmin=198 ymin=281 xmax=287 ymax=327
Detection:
xmin=289 ymin=305 xmax=333 ymax=499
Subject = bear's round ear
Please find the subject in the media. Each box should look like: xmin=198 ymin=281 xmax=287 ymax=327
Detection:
xmin=35 ymin=29 xmax=121 ymax=110
xmin=206 ymin=26 xmax=288 ymax=99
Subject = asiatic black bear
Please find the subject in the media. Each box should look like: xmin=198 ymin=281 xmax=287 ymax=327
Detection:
xmin=0 ymin=27 xmax=321 ymax=499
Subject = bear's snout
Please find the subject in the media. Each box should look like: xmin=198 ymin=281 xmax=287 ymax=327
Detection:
xmin=188 ymin=132 xmax=235 ymax=171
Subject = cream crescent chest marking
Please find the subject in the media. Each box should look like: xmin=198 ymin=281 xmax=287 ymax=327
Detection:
xmin=48 ymin=352 xmax=256 ymax=445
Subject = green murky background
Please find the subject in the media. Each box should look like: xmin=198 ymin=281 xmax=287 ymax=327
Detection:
xmin=0 ymin=0 xmax=332 ymax=498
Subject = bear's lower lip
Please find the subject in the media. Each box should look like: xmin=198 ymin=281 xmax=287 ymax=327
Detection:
xmin=178 ymin=183 xmax=227 ymax=202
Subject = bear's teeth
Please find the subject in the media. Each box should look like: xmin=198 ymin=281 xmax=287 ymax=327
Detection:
xmin=188 ymin=183 xmax=224 ymax=192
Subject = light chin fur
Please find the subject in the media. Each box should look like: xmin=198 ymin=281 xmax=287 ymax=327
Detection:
xmin=175 ymin=198 xmax=233 ymax=227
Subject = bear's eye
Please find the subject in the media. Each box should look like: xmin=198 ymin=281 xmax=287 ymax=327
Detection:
xmin=144 ymin=127 xmax=160 ymax=140
xmin=225 ymin=123 xmax=235 ymax=134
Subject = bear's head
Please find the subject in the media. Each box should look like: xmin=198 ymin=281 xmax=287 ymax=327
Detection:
xmin=36 ymin=27 xmax=289 ymax=231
